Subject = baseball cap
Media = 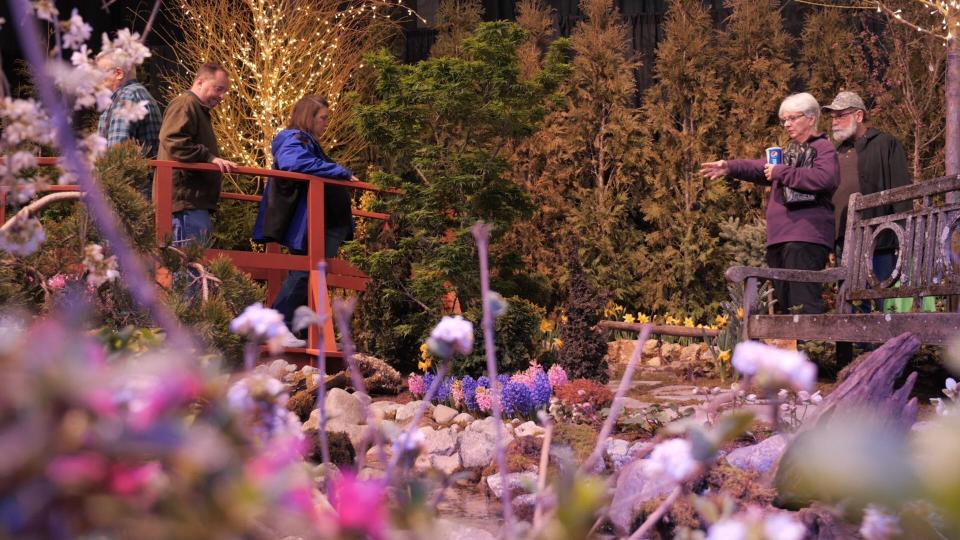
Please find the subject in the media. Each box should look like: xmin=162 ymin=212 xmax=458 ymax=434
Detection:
xmin=823 ymin=91 xmax=866 ymax=112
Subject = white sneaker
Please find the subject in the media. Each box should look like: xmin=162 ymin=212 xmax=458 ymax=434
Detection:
xmin=280 ymin=333 xmax=307 ymax=348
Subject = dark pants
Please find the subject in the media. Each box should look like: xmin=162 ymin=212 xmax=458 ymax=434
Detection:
xmin=766 ymin=241 xmax=830 ymax=314
xmin=272 ymin=224 xmax=352 ymax=330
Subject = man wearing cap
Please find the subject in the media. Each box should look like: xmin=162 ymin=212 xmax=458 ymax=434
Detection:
xmin=824 ymin=91 xmax=910 ymax=282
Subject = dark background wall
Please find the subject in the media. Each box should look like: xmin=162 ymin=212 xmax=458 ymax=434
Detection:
xmin=1 ymin=0 xmax=813 ymax=99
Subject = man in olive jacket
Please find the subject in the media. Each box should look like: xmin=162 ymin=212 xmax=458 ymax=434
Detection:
xmin=158 ymin=63 xmax=238 ymax=246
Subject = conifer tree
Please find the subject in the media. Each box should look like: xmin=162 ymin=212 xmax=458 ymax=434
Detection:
xmin=637 ymin=0 xmax=732 ymax=316
xmin=515 ymin=0 xmax=556 ymax=80
xmin=799 ymin=8 xmax=872 ymax=111
xmin=717 ymin=0 xmax=793 ymax=163
xmin=509 ymin=0 xmax=647 ymax=306
xmin=431 ymin=0 xmax=484 ymax=58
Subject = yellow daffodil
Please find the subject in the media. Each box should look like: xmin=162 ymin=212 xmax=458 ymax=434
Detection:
xmin=637 ymin=313 xmax=650 ymax=324
xmin=715 ymin=314 xmax=729 ymax=327
xmin=736 ymin=307 xmax=745 ymax=320
xmin=719 ymin=350 xmax=731 ymax=363
xmin=623 ymin=313 xmax=635 ymax=324
xmin=665 ymin=315 xmax=679 ymax=326
xmin=419 ymin=342 xmax=430 ymax=360
xmin=539 ymin=319 xmax=554 ymax=334
xmin=418 ymin=358 xmax=432 ymax=371
xmin=560 ymin=315 xmax=568 ymax=325
xmin=684 ymin=317 xmax=695 ymax=328
xmin=553 ymin=337 xmax=564 ymax=349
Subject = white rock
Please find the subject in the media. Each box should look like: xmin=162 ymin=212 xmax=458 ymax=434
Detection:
xmin=608 ymin=459 xmax=678 ymax=535
xmin=370 ymin=401 xmax=400 ymax=421
xmin=433 ymin=518 xmax=496 ymax=540
xmin=395 ymin=400 xmax=432 ymax=425
xmin=514 ymin=421 xmax=545 ymax=438
xmin=431 ymin=453 xmax=462 ymax=475
xmin=433 ymin=404 xmax=459 ymax=425
xmin=419 ymin=426 xmax=459 ymax=456
xmin=725 ymin=434 xmax=787 ymax=474
xmin=452 ymin=412 xmax=475 ymax=426
xmin=459 ymin=431 xmax=497 ymax=469
xmin=486 ymin=471 xmax=538 ymax=498
xmin=324 ymin=388 xmax=364 ymax=426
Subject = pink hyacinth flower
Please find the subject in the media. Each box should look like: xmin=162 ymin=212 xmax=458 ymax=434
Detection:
xmin=330 ymin=471 xmax=388 ymax=540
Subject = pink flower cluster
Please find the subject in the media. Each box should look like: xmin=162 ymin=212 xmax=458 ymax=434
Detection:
xmin=547 ymin=364 xmax=568 ymax=388
xmin=407 ymin=373 xmax=425 ymax=397
xmin=475 ymin=386 xmax=493 ymax=412
xmin=450 ymin=379 xmax=464 ymax=408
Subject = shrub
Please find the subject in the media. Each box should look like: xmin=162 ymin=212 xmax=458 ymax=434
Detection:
xmin=552 ymin=378 xmax=613 ymax=424
xmin=557 ymin=252 xmax=609 ymax=382
xmin=456 ymin=295 xmax=547 ymax=377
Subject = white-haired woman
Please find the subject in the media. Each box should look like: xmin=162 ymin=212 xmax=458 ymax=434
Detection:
xmin=700 ymin=92 xmax=839 ymax=314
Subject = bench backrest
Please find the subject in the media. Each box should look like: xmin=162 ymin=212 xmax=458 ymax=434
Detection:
xmin=841 ymin=174 xmax=960 ymax=308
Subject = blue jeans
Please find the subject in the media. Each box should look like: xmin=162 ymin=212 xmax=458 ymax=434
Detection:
xmin=272 ymin=224 xmax=352 ymax=330
xmin=172 ymin=209 xmax=213 ymax=248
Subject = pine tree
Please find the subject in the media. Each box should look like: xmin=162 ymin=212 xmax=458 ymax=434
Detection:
xmin=799 ymin=8 xmax=872 ymax=110
xmin=637 ymin=0 xmax=732 ymax=317
xmin=717 ymin=0 xmax=793 ymax=165
xmin=557 ymin=248 xmax=609 ymax=383
xmin=515 ymin=0 xmax=556 ymax=80
xmin=431 ymin=0 xmax=484 ymax=58
xmin=509 ymin=0 xmax=647 ymax=307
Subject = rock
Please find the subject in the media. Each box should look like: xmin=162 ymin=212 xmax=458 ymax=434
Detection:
xmin=419 ymin=426 xmax=458 ymax=456
xmin=352 ymin=353 xmax=405 ymax=395
xmin=642 ymin=339 xmax=659 ymax=358
xmin=358 ymin=467 xmax=386 ymax=481
xmin=606 ymin=339 xmax=637 ymax=365
xmin=615 ymin=396 xmax=648 ymax=410
xmin=433 ymin=404 xmax=458 ymax=425
xmin=468 ymin=416 xmax=514 ymax=439
xmin=512 ymin=493 xmax=538 ymax=522
xmin=459 ymin=431 xmax=497 ymax=469
xmin=609 ymin=459 xmax=678 ymax=535
xmin=725 ymin=434 xmax=787 ymax=474
xmin=266 ymin=359 xmax=291 ymax=379
xmin=486 ymin=471 xmax=538 ymax=498
xmin=646 ymin=356 xmax=662 ymax=367
xmin=678 ymin=343 xmax=704 ymax=366
xmin=430 ymin=453 xmax=462 ymax=475
xmin=395 ymin=400 xmax=431 ymax=425
xmin=649 ymin=385 xmax=707 ymax=403
xmin=341 ymin=424 xmax=371 ymax=453
xmin=514 ymin=421 xmax=545 ymax=438
xmin=355 ymin=392 xmax=372 ymax=409
xmin=433 ymin=518 xmax=496 ymax=540
xmin=369 ymin=401 xmax=400 ymax=421
xmin=452 ymin=412 xmax=475 ymax=426
xmin=606 ymin=439 xmax=630 ymax=471
xmin=660 ymin=342 xmax=682 ymax=363
xmin=324 ymin=388 xmax=364 ymax=426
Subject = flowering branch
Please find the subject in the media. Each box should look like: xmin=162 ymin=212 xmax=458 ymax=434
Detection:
xmin=0 ymin=192 xmax=84 ymax=233
xmin=580 ymin=324 xmax=652 ymax=475
xmin=314 ymin=262 xmax=332 ymax=478
xmin=471 ymin=221 xmax=514 ymax=532
xmin=8 ymin=0 xmax=193 ymax=352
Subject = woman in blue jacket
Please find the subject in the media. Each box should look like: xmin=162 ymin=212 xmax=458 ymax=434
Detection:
xmin=253 ymin=95 xmax=358 ymax=345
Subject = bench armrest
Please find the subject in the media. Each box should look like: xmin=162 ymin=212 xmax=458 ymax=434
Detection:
xmin=725 ymin=265 xmax=846 ymax=284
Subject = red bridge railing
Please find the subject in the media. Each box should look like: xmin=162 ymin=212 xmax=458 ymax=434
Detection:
xmin=2 ymin=157 xmax=391 ymax=358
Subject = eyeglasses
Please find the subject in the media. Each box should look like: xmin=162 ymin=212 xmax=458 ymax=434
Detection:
xmin=829 ymin=109 xmax=859 ymax=121
xmin=779 ymin=113 xmax=808 ymax=127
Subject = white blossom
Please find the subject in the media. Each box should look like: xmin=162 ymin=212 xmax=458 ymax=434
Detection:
xmin=47 ymin=60 xmax=111 ymax=111
xmin=731 ymin=340 xmax=817 ymax=392
xmin=112 ymin=100 xmax=150 ymax=123
xmin=944 ymin=377 xmax=959 ymax=401
xmin=859 ymin=505 xmax=901 ymax=540
xmin=763 ymin=512 xmax=806 ymax=540
xmin=230 ymin=303 xmax=290 ymax=344
xmin=648 ymin=438 xmax=699 ymax=483
xmin=9 ymin=151 xmax=38 ymax=175
xmin=0 ymin=17 xmax=6 ymax=30
xmin=427 ymin=315 xmax=474 ymax=359
xmin=0 ymin=98 xmax=54 ymax=147
xmin=227 ymin=374 xmax=302 ymax=445
xmin=83 ymin=243 xmax=119 ymax=287
xmin=0 ymin=215 xmax=46 ymax=257
xmin=70 ymin=45 xmax=92 ymax=67
xmin=706 ymin=519 xmax=747 ymax=540
xmin=32 ymin=0 xmax=58 ymax=22
xmin=61 ymin=9 xmax=92 ymax=50
xmin=100 ymin=29 xmax=151 ymax=73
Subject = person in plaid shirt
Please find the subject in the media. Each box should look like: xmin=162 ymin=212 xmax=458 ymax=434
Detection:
xmin=96 ymin=52 xmax=162 ymax=197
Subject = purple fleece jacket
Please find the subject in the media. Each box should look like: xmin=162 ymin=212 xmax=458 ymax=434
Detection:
xmin=726 ymin=134 xmax=839 ymax=249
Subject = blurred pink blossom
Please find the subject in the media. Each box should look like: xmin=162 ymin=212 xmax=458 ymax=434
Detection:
xmin=407 ymin=373 xmax=425 ymax=397
xmin=547 ymin=364 xmax=568 ymax=389
xmin=46 ymin=273 xmax=67 ymax=290
xmin=330 ymin=471 xmax=388 ymax=540
xmin=109 ymin=461 xmax=161 ymax=497
xmin=47 ymin=453 xmax=107 ymax=487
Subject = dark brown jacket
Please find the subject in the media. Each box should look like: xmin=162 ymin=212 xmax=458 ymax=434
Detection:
xmin=158 ymin=91 xmax=222 ymax=212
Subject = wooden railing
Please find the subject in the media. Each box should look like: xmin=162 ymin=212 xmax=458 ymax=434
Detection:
xmin=2 ymin=157 xmax=391 ymax=358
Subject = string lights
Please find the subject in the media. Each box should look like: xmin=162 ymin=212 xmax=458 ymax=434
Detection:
xmin=166 ymin=0 xmax=424 ymax=170
xmin=796 ymin=0 xmax=960 ymax=41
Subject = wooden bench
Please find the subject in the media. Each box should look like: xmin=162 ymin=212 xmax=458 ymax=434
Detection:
xmin=726 ymin=174 xmax=960 ymax=346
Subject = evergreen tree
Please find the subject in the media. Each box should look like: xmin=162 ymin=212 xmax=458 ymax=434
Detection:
xmin=717 ymin=0 xmax=793 ymax=179
xmin=347 ymin=22 xmax=568 ymax=370
xmin=799 ymin=8 xmax=872 ymax=112
xmin=557 ymin=248 xmax=609 ymax=383
xmin=431 ymin=0 xmax=484 ymax=58
xmin=637 ymin=0 xmax=732 ymax=317
xmin=515 ymin=0 xmax=556 ymax=80
xmin=509 ymin=0 xmax=647 ymax=307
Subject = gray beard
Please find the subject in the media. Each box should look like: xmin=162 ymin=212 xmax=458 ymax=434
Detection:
xmin=832 ymin=124 xmax=857 ymax=143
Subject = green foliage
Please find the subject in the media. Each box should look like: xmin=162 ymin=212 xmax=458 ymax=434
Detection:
xmin=431 ymin=0 xmax=484 ymax=58
xmin=718 ymin=214 xmax=767 ymax=269
xmin=557 ymin=254 xmax=609 ymax=382
xmin=456 ymin=295 xmax=545 ymax=376
xmin=510 ymin=0 xmax=646 ymax=306
xmin=348 ymin=21 xmax=567 ymax=369
xmin=637 ymin=0 xmax=733 ymax=317
xmin=799 ymin=8 xmax=872 ymax=123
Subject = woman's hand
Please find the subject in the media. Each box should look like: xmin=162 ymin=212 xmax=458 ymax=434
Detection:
xmin=699 ymin=160 xmax=728 ymax=180
xmin=764 ymin=163 xmax=777 ymax=181
xmin=350 ymin=175 xmax=360 ymax=182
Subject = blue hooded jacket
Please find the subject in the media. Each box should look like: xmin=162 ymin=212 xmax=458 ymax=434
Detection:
xmin=252 ymin=129 xmax=352 ymax=252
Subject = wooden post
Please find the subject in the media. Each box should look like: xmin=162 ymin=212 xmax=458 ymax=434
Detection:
xmin=152 ymin=161 xmax=174 ymax=243
xmin=306 ymin=178 xmax=337 ymax=354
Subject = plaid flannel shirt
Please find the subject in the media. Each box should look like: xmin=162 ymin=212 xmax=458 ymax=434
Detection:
xmin=97 ymin=80 xmax=163 ymax=158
